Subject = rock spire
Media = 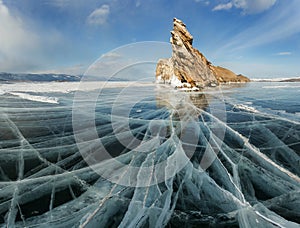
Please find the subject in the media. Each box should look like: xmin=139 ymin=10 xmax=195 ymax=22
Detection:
xmin=156 ymin=18 xmax=250 ymax=89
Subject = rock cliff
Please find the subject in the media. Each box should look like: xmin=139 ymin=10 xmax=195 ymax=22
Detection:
xmin=211 ymin=66 xmax=250 ymax=83
xmin=156 ymin=18 xmax=250 ymax=89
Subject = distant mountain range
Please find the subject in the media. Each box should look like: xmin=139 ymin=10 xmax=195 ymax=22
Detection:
xmin=0 ymin=72 xmax=82 ymax=82
xmin=251 ymin=77 xmax=300 ymax=82
xmin=279 ymin=78 xmax=300 ymax=82
xmin=0 ymin=72 xmax=128 ymax=82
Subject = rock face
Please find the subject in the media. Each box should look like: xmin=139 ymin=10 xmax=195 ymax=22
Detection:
xmin=156 ymin=18 xmax=250 ymax=88
xmin=211 ymin=66 xmax=250 ymax=83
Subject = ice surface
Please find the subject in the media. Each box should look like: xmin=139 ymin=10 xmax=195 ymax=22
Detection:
xmin=0 ymin=82 xmax=299 ymax=227
xmin=0 ymin=81 xmax=153 ymax=94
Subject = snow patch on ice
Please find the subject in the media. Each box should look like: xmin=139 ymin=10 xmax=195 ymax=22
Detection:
xmin=156 ymin=74 xmax=199 ymax=91
xmin=170 ymin=74 xmax=183 ymax=87
xmin=0 ymin=89 xmax=5 ymax=95
xmin=155 ymin=75 xmax=162 ymax=83
xmin=177 ymin=86 xmax=200 ymax=91
xmin=9 ymin=92 xmax=59 ymax=104
xmin=234 ymin=104 xmax=258 ymax=113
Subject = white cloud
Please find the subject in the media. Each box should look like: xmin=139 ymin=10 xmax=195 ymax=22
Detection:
xmin=0 ymin=0 xmax=41 ymax=71
xmin=194 ymin=0 xmax=210 ymax=5
xmin=214 ymin=0 xmax=300 ymax=54
xmin=214 ymin=0 xmax=300 ymax=65
xmin=87 ymin=4 xmax=110 ymax=25
xmin=212 ymin=3 xmax=233 ymax=11
xmin=101 ymin=52 xmax=122 ymax=59
xmin=234 ymin=0 xmax=276 ymax=14
xmin=46 ymin=0 xmax=72 ymax=8
xmin=276 ymin=52 xmax=292 ymax=56
xmin=135 ymin=0 xmax=141 ymax=7
xmin=213 ymin=0 xmax=276 ymax=14
xmin=0 ymin=1 xmax=69 ymax=73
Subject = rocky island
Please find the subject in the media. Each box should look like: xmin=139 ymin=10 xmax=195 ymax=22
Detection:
xmin=156 ymin=18 xmax=250 ymax=89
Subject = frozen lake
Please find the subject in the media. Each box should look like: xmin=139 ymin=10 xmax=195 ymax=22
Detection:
xmin=0 ymin=81 xmax=299 ymax=227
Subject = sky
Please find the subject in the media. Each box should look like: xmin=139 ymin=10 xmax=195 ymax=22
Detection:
xmin=0 ymin=0 xmax=300 ymax=78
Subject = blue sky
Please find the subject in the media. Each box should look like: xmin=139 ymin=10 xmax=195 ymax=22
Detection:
xmin=0 ymin=0 xmax=299 ymax=78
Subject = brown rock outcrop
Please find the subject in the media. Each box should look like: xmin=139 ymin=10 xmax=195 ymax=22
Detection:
xmin=211 ymin=66 xmax=250 ymax=83
xmin=156 ymin=18 xmax=250 ymax=88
